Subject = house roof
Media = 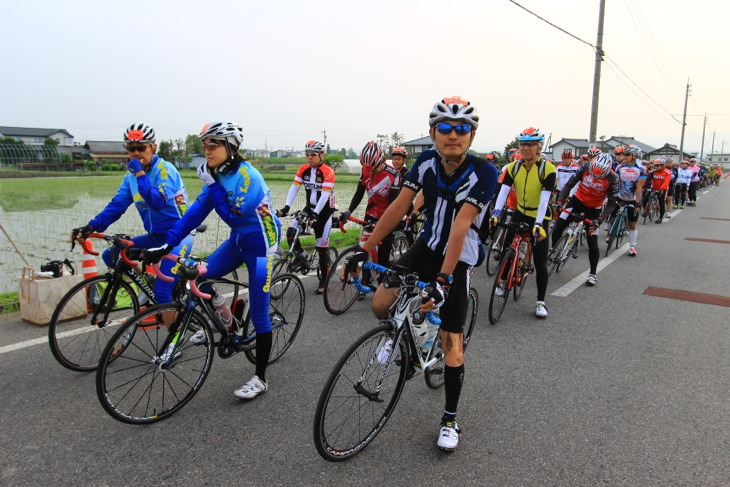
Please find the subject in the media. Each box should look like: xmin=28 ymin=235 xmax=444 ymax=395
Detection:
xmin=603 ymin=136 xmax=655 ymax=154
xmin=85 ymin=140 xmax=127 ymax=154
xmin=646 ymin=143 xmax=693 ymax=158
xmin=549 ymin=138 xmax=591 ymax=149
xmin=0 ymin=126 xmax=73 ymax=138
xmin=403 ymin=136 xmax=432 ymax=146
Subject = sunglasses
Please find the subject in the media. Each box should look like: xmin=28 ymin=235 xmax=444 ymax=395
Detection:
xmin=126 ymin=144 xmax=148 ymax=152
xmin=435 ymin=123 xmax=472 ymax=136
xmin=305 ymin=152 xmax=320 ymax=157
xmin=203 ymin=141 xmax=223 ymax=150
xmin=519 ymin=141 xmax=538 ymax=147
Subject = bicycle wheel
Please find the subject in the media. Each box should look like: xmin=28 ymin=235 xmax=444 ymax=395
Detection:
xmin=485 ymin=233 xmax=503 ymax=277
xmin=605 ymin=222 xmax=617 ymax=257
xmin=488 ymin=248 xmax=515 ymax=325
xmin=242 ymin=273 xmax=305 ymax=365
xmin=513 ymin=259 xmax=529 ymax=301
xmin=549 ymin=234 xmax=569 ymax=276
xmin=96 ymin=303 xmax=215 ymax=424
xmin=49 ymin=274 xmax=140 ymax=372
xmin=464 ymin=287 xmax=478 ymax=348
xmin=311 ymin=247 xmax=338 ymax=281
xmin=313 ymin=324 xmax=408 ymax=461
xmin=272 ymin=254 xmax=291 ymax=277
xmin=390 ymin=233 xmax=410 ymax=262
xmin=613 ymin=214 xmax=625 ymax=249
xmin=323 ymin=246 xmax=361 ymax=315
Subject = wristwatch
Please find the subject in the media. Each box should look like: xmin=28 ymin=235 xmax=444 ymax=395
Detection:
xmin=436 ymin=272 xmax=453 ymax=285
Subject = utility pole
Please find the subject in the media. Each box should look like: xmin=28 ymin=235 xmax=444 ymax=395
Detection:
xmin=322 ymin=129 xmax=327 ymax=149
xmin=678 ymin=78 xmax=691 ymax=160
xmin=588 ymin=0 xmax=607 ymax=144
xmin=699 ymin=114 xmax=707 ymax=162
xmin=710 ymin=131 xmax=715 ymax=161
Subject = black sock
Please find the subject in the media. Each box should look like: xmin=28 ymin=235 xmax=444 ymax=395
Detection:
xmin=442 ymin=364 xmax=464 ymax=423
xmin=255 ymin=331 xmax=272 ymax=382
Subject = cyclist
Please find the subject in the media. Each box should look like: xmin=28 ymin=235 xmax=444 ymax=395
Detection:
xmin=338 ymin=141 xmax=400 ymax=288
xmin=644 ymin=157 xmax=672 ymax=223
xmin=70 ymin=123 xmax=194 ymax=312
xmin=686 ymin=157 xmax=700 ymax=206
xmin=664 ymin=158 xmax=676 ymax=217
xmin=675 ymin=159 xmax=692 ymax=209
xmin=613 ymin=146 xmax=625 ymax=171
xmin=277 ymin=140 xmax=336 ymax=294
xmin=346 ymin=96 xmax=498 ymax=452
xmin=553 ymin=153 xmax=618 ymax=285
xmin=615 ymin=145 xmax=646 ymax=256
xmin=491 ymin=127 xmax=556 ymax=318
xmin=144 ymin=120 xmax=281 ymax=401
xmin=390 ymin=146 xmax=410 ymax=183
xmin=556 ymin=149 xmax=581 ymax=196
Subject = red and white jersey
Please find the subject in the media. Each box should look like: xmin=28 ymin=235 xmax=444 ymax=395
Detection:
xmin=561 ymin=165 xmax=618 ymax=208
xmin=648 ymin=168 xmax=672 ymax=191
xmin=361 ymin=165 xmax=400 ymax=219
xmin=556 ymin=162 xmax=582 ymax=192
xmin=293 ymin=163 xmax=336 ymax=208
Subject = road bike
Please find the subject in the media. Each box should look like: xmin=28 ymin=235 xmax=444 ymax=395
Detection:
xmin=95 ymin=254 xmax=304 ymax=424
xmin=605 ymin=202 xmax=632 ymax=256
xmin=273 ymin=210 xmax=337 ymax=279
xmin=322 ymin=215 xmax=410 ymax=315
xmin=485 ymin=209 xmax=514 ymax=277
xmin=313 ymin=261 xmax=477 ymax=461
xmin=488 ymin=221 xmax=534 ymax=325
xmin=548 ymin=210 xmax=588 ymax=276
xmin=642 ymin=190 xmax=661 ymax=225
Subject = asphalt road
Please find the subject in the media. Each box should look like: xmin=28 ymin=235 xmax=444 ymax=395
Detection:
xmin=1 ymin=183 xmax=728 ymax=486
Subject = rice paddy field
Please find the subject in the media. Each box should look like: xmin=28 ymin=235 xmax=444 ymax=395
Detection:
xmin=0 ymin=174 xmax=361 ymax=294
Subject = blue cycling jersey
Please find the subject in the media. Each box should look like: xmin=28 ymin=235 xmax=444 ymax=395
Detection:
xmin=89 ymin=156 xmax=187 ymax=233
xmin=166 ymin=160 xmax=279 ymax=251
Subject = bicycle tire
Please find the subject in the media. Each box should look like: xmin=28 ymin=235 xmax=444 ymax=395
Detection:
xmin=464 ymin=287 xmax=478 ymax=348
xmin=272 ymin=254 xmax=291 ymax=277
xmin=488 ymin=248 xmax=515 ymax=325
xmin=548 ymin=234 xmax=569 ymax=276
xmin=49 ymin=274 xmax=140 ymax=372
xmin=485 ymin=239 xmax=502 ymax=277
xmin=390 ymin=234 xmax=410 ymax=263
xmin=95 ymin=303 xmax=215 ymax=424
xmin=242 ymin=273 xmax=305 ymax=365
xmin=513 ymin=260 xmax=529 ymax=301
xmin=613 ymin=214 xmax=626 ymax=249
xmin=323 ymin=246 xmax=361 ymax=315
xmin=313 ymin=324 xmax=408 ymax=461
xmin=315 ymin=247 xmax=339 ymax=282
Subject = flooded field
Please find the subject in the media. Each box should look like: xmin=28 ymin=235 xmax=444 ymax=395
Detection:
xmin=0 ymin=175 xmax=358 ymax=294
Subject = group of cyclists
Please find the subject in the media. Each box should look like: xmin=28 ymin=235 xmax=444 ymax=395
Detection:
xmin=66 ymin=96 xmax=722 ymax=454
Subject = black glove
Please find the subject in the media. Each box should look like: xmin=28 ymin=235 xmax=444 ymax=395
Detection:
xmin=303 ymin=207 xmax=318 ymax=221
xmin=71 ymin=224 xmax=94 ymax=240
xmin=276 ymin=205 xmax=290 ymax=218
xmin=142 ymin=244 xmax=171 ymax=264
xmin=344 ymin=247 xmax=369 ymax=275
xmin=338 ymin=210 xmax=351 ymax=224
xmin=633 ymin=201 xmax=641 ymax=210
xmin=422 ymin=274 xmax=451 ymax=309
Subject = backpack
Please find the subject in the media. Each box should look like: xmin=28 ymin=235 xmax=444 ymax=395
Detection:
xmin=510 ymin=158 xmax=553 ymax=190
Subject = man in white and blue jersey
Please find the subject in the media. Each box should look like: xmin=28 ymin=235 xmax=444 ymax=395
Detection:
xmin=345 ymin=96 xmax=499 ymax=452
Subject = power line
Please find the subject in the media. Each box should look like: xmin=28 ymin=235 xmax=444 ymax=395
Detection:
xmin=507 ymin=0 xmax=596 ymax=50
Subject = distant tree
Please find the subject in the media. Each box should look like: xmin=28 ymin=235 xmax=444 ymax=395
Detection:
xmin=324 ymin=153 xmax=344 ymax=170
xmin=502 ymin=139 xmax=519 ymax=165
xmin=158 ymin=140 xmax=172 ymax=161
xmin=1 ymin=137 xmax=24 ymax=144
xmin=326 ymin=143 xmax=331 ymax=154
xmin=43 ymin=137 xmax=59 ymax=146
xmin=185 ymin=134 xmax=203 ymax=155
xmin=346 ymin=147 xmax=357 ymax=159
xmin=339 ymin=148 xmax=346 ymax=157
xmin=390 ymin=132 xmax=404 ymax=149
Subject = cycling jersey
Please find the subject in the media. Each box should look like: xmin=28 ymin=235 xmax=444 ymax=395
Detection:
xmin=498 ymin=166 xmax=517 ymax=210
xmin=556 ymin=162 xmax=581 ymax=192
xmin=348 ymin=164 xmax=400 ymax=220
xmin=615 ymin=163 xmax=646 ymax=201
xmin=166 ymin=160 xmax=280 ymax=253
xmin=500 ymin=158 xmax=557 ymax=218
xmin=404 ymin=149 xmax=498 ymax=266
xmin=688 ymin=164 xmax=700 ymax=182
xmin=647 ymin=168 xmax=672 ymax=191
xmin=89 ymin=155 xmax=187 ymax=234
xmin=675 ymin=168 xmax=692 ymax=185
xmin=286 ymin=163 xmax=336 ymax=213
xmin=559 ymin=164 xmax=618 ymax=210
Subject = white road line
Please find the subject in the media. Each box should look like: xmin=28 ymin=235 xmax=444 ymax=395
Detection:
xmin=551 ymin=242 xmax=629 ymax=297
xmin=0 ymin=336 xmax=49 ymax=355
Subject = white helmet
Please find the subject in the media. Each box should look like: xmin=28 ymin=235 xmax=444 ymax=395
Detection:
xmin=429 ymin=96 xmax=479 ymax=129
xmin=199 ymin=120 xmax=243 ymax=148
xmin=124 ymin=123 xmax=156 ymax=143
xmin=590 ymin=152 xmax=612 ymax=178
xmin=305 ymin=140 xmax=325 ymax=154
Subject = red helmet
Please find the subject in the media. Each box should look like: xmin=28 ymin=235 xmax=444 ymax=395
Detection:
xmin=360 ymin=140 xmax=385 ymax=171
xmin=614 ymin=146 xmax=625 ymax=155
xmin=561 ymin=149 xmax=574 ymax=159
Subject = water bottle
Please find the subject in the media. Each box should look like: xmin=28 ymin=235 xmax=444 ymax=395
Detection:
xmin=518 ymin=241 xmax=528 ymax=262
xmin=422 ymin=322 xmax=439 ymax=353
xmin=211 ymin=294 xmax=232 ymax=329
xmin=412 ymin=319 xmax=429 ymax=350
xmin=377 ymin=339 xmax=393 ymax=364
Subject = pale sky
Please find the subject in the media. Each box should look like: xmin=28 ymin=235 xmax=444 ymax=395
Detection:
xmin=2 ymin=0 xmax=729 ymax=156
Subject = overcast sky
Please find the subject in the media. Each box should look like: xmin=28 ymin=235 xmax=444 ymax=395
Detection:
xmin=2 ymin=0 xmax=729 ymax=155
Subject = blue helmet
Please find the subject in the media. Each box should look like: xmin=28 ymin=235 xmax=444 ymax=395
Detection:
xmin=517 ymin=127 xmax=545 ymax=142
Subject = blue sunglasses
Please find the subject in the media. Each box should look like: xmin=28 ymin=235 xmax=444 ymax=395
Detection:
xmin=435 ymin=123 xmax=472 ymax=136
